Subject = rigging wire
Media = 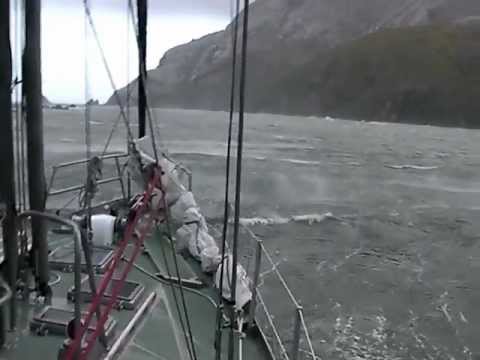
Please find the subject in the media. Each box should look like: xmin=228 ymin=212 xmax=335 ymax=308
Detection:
xmin=13 ymin=0 xmax=21 ymax=211
xmin=20 ymin=102 xmax=27 ymax=211
xmin=97 ymin=0 xmax=165 ymax=165
xmin=58 ymin=191 xmax=81 ymax=213
xmin=100 ymin=111 xmax=125 ymax=157
xmin=100 ymin=91 xmax=135 ymax=158
xmin=19 ymin=0 xmax=27 ymax=212
xmin=126 ymin=2 xmax=197 ymax=359
xmin=99 ymin=1 xmax=135 ymax=159
xmin=83 ymin=0 xmax=135 ymax=144
xmin=13 ymin=0 xmax=26 ymax=212
xmin=157 ymin=166 xmax=198 ymax=360
xmin=214 ymin=0 xmax=241 ymax=357
xmin=228 ymin=0 xmax=251 ymax=359
xmin=19 ymin=0 xmax=27 ymax=211
xmin=82 ymin=3 xmax=109 ymax=350
xmin=126 ymin=1 xmax=133 ymax=198
xmin=126 ymin=0 xmax=131 ymax=150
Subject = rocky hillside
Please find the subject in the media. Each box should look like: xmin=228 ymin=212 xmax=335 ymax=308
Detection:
xmin=276 ymin=24 xmax=480 ymax=127
xmin=108 ymin=0 xmax=480 ymax=126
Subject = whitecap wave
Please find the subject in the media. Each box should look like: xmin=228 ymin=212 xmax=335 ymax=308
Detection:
xmin=239 ymin=212 xmax=335 ymax=226
xmin=368 ymin=121 xmax=389 ymax=126
xmin=384 ymin=164 xmax=439 ymax=170
xmin=279 ymin=158 xmax=321 ymax=166
xmin=254 ymin=156 xmax=267 ymax=161
xmin=89 ymin=120 xmax=104 ymax=125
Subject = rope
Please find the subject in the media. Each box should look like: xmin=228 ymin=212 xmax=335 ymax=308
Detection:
xmin=215 ymin=0 xmax=241 ymax=355
xmin=127 ymin=259 xmax=218 ymax=309
xmin=228 ymin=1 xmax=250 ymax=359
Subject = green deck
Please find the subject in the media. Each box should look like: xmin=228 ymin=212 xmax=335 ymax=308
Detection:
xmin=0 ymin=228 xmax=272 ymax=360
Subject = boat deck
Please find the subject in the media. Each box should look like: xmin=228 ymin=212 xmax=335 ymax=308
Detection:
xmin=0 ymin=226 xmax=272 ymax=360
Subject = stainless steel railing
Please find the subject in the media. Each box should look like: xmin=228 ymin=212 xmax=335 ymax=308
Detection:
xmin=46 ymin=152 xmax=193 ymax=211
xmin=16 ymin=211 xmax=83 ymax=335
xmin=240 ymin=225 xmax=318 ymax=360
xmin=46 ymin=152 xmax=129 ymax=210
xmin=45 ymin=151 xmax=313 ymax=359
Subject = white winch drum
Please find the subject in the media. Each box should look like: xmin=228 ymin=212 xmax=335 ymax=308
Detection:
xmin=91 ymin=214 xmax=116 ymax=247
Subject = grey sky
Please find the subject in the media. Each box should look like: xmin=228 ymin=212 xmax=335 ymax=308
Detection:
xmin=24 ymin=1 xmax=236 ymax=103
xmin=47 ymin=0 xmax=235 ymax=17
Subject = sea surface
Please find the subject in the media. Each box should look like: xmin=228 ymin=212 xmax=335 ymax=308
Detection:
xmin=44 ymin=107 xmax=480 ymax=360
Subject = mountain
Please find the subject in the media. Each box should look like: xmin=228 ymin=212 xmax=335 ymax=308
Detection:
xmin=107 ymin=0 xmax=480 ymax=126
xmin=42 ymin=95 xmax=53 ymax=108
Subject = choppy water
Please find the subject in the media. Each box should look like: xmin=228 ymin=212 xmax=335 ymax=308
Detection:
xmin=44 ymin=107 xmax=480 ymax=359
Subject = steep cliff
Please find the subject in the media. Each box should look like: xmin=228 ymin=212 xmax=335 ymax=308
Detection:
xmin=107 ymin=0 xmax=480 ymax=126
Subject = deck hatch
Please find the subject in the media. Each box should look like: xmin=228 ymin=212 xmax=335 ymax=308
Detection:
xmin=30 ymin=307 xmax=117 ymax=338
xmin=67 ymin=276 xmax=145 ymax=310
xmin=48 ymin=245 xmax=114 ymax=273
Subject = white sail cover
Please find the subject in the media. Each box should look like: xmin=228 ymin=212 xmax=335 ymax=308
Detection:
xmin=129 ymin=137 xmax=221 ymax=273
xmin=172 ymin=196 xmax=221 ymax=273
xmin=215 ymin=255 xmax=252 ymax=310
xmin=128 ymin=137 xmax=251 ymax=307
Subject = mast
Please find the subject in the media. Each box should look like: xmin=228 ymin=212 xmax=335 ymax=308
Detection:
xmin=24 ymin=0 xmax=50 ymax=296
xmin=137 ymin=0 xmax=147 ymax=138
xmin=0 ymin=0 xmax=18 ymax=335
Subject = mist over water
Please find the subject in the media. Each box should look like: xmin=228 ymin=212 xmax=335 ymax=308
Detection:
xmin=44 ymin=107 xmax=480 ymax=359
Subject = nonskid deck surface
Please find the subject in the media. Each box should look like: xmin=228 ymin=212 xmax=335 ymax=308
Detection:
xmin=0 ymin=228 xmax=271 ymax=360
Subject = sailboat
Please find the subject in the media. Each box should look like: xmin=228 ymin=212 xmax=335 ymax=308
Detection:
xmin=0 ymin=1 xmax=316 ymax=359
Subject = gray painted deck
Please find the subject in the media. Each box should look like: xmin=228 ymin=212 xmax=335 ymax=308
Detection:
xmin=0 ymin=228 xmax=271 ymax=360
